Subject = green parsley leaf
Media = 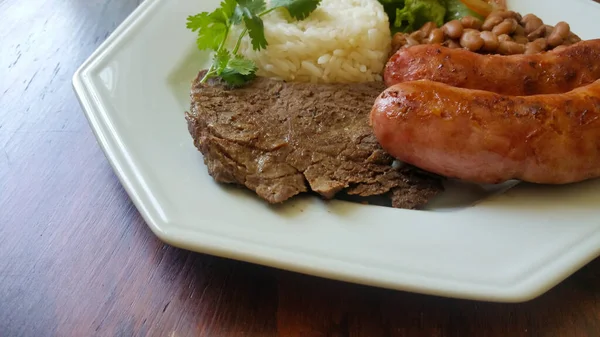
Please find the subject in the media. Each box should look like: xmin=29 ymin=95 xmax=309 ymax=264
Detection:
xmin=213 ymin=49 xmax=232 ymax=74
xmin=186 ymin=0 xmax=322 ymax=85
xmin=233 ymin=0 xmax=268 ymax=50
xmin=232 ymin=0 xmax=266 ymax=25
xmin=220 ymin=0 xmax=237 ymax=18
xmin=231 ymin=7 xmax=243 ymax=25
xmin=243 ymin=15 xmax=267 ymax=50
xmin=270 ymin=0 xmax=322 ymax=20
xmin=237 ymin=0 xmax=266 ymax=14
xmin=186 ymin=13 xmax=228 ymax=50
xmin=227 ymin=56 xmax=257 ymax=75
xmin=220 ymin=69 xmax=257 ymax=86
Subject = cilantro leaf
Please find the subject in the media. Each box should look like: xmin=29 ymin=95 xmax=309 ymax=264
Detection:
xmin=227 ymin=56 xmax=257 ymax=75
xmin=232 ymin=0 xmax=266 ymax=25
xmin=186 ymin=12 xmax=209 ymax=32
xmin=186 ymin=13 xmax=228 ymax=50
xmin=187 ymin=0 xmax=322 ymax=85
xmin=220 ymin=0 xmax=237 ymax=18
xmin=270 ymin=0 xmax=322 ymax=20
xmin=237 ymin=0 xmax=266 ymax=14
xmin=232 ymin=0 xmax=268 ymax=50
xmin=243 ymin=15 xmax=267 ymax=50
xmin=220 ymin=69 xmax=256 ymax=86
xmin=231 ymin=7 xmax=244 ymax=25
xmin=213 ymin=49 xmax=232 ymax=74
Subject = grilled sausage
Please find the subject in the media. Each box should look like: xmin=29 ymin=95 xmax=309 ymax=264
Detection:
xmin=370 ymin=79 xmax=600 ymax=184
xmin=383 ymin=39 xmax=600 ymax=95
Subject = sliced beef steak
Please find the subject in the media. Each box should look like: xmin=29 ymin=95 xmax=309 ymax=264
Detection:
xmin=185 ymin=71 xmax=443 ymax=209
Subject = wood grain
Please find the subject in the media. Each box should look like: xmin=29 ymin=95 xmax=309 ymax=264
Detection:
xmin=1 ymin=0 xmax=600 ymax=336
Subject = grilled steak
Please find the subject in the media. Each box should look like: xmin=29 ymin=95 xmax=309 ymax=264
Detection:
xmin=185 ymin=71 xmax=443 ymax=209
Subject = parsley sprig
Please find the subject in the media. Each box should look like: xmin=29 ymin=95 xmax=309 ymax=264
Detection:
xmin=186 ymin=0 xmax=322 ymax=85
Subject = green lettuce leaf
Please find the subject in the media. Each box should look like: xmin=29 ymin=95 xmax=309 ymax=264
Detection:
xmin=393 ymin=0 xmax=446 ymax=33
xmin=378 ymin=0 xmax=484 ymax=33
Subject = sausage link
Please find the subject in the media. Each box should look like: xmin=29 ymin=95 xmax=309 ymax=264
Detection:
xmin=370 ymin=80 xmax=600 ymax=184
xmin=383 ymin=39 xmax=600 ymax=95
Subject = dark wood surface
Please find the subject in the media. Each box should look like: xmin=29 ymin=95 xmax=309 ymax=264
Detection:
xmin=2 ymin=0 xmax=600 ymax=336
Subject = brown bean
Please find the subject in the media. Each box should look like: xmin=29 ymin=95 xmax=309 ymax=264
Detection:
xmin=492 ymin=19 xmax=518 ymax=36
xmin=547 ymin=33 xmax=563 ymax=48
xmin=460 ymin=16 xmax=482 ymax=30
xmin=527 ymin=25 xmax=546 ymax=40
xmin=514 ymin=36 xmax=529 ymax=44
xmin=492 ymin=10 xmax=519 ymax=20
xmin=525 ymin=38 xmax=547 ymax=54
xmin=480 ymin=31 xmax=499 ymax=52
xmin=514 ymin=25 xmax=525 ymax=37
xmin=445 ymin=40 xmax=461 ymax=49
xmin=420 ymin=22 xmax=437 ymax=37
xmin=410 ymin=30 xmax=425 ymax=43
xmin=546 ymin=22 xmax=570 ymax=48
xmin=544 ymin=25 xmax=555 ymax=38
xmin=442 ymin=20 xmax=464 ymax=40
xmin=521 ymin=14 xmax=544 ymax=34
xmin=406 ymin=36 xmax=420 ymax=47
xmin=392 ymin=33 xmax=408 ymax=50
xmin=482 ymin=14 xmax=503 ymax=31
xmin=460 ymin=30 xmax=484 ymax=51
xmin=553 ymin=22 xmax=571 ymax=38
xmin=428 ymin=28 xmax=445 ymax=44
xmin=513 ymin=12 xmax=523 ymax=23
xmin=498 ymin=34 xmax=512 ymax=42
xmin=498 ymin=40 xmax=526 ymax=55
xmin=533 ymin=38 xmax=548 ymax=50
xmin=568 ymin=34 xmax=582 ymax=44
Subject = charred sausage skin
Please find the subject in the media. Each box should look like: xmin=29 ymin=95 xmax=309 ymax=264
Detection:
xmin=370 ymin=79 xmax=600 ymax=184
xmin=384 ymin=39 xmax=600 ymax=95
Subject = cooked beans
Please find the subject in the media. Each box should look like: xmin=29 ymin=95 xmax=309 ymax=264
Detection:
xmin=480 ymin=31 xmax=499 ymax=52
xmin=442 ymin=20 xmax=464 ymax=40
xmin=498 ymin=41 xmax=526 ymax=55
xmin=492 ymin=18 xmax=518 ymax=36
xmin=498 ymin=34 xmax=512 ymax=43
xmin=521 ymin=14 xmax=544 ymax=34
xmin=513 ymin=25 xmax=525 ymax=38
xmin=409 ymin=30 xmax=425 ymax=43
xmin=428 ymin=28 xmax=445 ymax=44
xmin=461 ymin=16 xmax=482 ymax=30
xmin=543 ymin=25 xmax=555 ymax=38
xmin=513 ymin=35 xmax=529 ymax=45
xmin=460 ymin=30 xmax=484 ymax=51
xmin=525 ymin=38 xmax=547 ymax=54
xmin=527 ymin=25 xmax=546 ymax=40
xmin=547 ymin=21 xmax=571 ymax=47
xmin=390 ymin=10 xmax=581 ymax=56
xmin=420 ymin=22 xmax=436 ymax=37
xmin=482 ymin=15 xmax=503 ymax=31
xmin=445 ymin=40 xmax=461 ymax=49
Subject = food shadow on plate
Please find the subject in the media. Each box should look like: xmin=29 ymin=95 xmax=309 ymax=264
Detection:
xmin=475 ymin=177 xmax=600 ymax=212
xmin=334 ymin=179 xmax=521 ymax=213
xmin=210 ymin=172 xmax=525 ymax=218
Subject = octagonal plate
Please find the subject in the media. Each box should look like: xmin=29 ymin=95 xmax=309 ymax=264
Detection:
xmin=73 ymin=0 xmax=600 ymax=302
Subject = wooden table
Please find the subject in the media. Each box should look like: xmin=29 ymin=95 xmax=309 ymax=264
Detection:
xmin=2 ymin=0 xmax=600 ymax=336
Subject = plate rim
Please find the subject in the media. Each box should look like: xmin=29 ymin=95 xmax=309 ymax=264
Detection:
xmin=72 ymin=0 xmax=600 ymax=303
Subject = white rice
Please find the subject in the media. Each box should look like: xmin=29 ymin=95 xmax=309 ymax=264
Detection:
xmin=230 ymin=0 xmax=391 ymax=83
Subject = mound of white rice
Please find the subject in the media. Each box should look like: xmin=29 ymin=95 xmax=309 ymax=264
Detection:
xmin=231 ymin=0 xmax=391 ymax=83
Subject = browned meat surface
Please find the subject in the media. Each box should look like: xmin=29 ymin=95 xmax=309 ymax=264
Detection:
xmin=185 ymin=71 xmax=443 ymax=209
xmin=371 ymin=79 xmax=600 ymax=185
xmin=384 ymin=39 xmax=600 ymax=96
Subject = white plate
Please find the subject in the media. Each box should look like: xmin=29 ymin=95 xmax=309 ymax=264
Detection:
xmin=73 ymin=0 xmax=600 ymax=302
